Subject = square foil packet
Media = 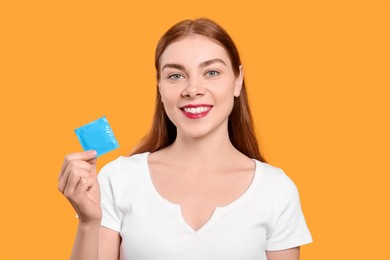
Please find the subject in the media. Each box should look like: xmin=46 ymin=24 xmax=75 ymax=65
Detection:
xmin=74 ymin=116 xmax=119 ymax=157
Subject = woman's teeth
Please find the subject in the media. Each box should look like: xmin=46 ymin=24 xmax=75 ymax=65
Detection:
xmin=183 ymin=107 xmax=210 ymax=114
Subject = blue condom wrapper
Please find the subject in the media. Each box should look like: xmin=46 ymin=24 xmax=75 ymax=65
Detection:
xmin=74 ymin=116 xmax=119 ymax=157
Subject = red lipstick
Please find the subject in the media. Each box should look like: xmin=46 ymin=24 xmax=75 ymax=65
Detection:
xmin=180 ymin=104 xmax=213 ymax=119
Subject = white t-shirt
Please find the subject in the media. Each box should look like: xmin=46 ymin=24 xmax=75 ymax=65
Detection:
xmin=98 ymin=152 xmax=312 ymax=260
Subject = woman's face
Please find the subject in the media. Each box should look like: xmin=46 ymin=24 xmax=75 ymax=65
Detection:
xmin=158 ymin=35 xmax=243 ymax=139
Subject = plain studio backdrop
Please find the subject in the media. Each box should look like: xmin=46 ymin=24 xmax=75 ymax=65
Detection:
xmin=1 ymin=0 xmax=389 ymax=259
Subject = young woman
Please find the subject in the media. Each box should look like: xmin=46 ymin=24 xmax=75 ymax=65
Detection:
xmin=58 ymin=18 xmax=312 ymax=260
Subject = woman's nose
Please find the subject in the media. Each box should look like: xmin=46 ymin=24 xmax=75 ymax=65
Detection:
xmin=181 ymin=78 xmax=205 ymax=98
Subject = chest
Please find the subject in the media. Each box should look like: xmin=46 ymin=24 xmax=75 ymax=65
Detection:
xmin=119 ymin=186 xmax=270 ymax=260
xmin=115 ymin=159 xmax=274 ymax=260
xmin=149 ymin=168 xmax=255 ymax=232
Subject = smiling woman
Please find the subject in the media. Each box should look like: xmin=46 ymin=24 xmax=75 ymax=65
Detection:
xmin=156 ymin=35 xmax=243 ymax=140
xmin=58 ymin=18 xmax=312 ymax=260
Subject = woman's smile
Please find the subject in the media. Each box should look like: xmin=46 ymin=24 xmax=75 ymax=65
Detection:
xmin=180 ymin=104 xmax=213 ymax=119
xmin=158 ymin=35 xmax=243 ymax=138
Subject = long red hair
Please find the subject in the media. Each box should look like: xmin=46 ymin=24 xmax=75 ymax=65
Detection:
xmin=131 ymin=18 xmax=266 ymax=162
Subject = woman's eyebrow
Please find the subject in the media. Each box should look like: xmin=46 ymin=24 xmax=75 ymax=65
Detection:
xmin=161 ymin=58 xmax=226 ymax=72
xmin=161 ymin=63 xmax=185 ymax=71
xmin=200 ymin=58 xmax=227 ymax=68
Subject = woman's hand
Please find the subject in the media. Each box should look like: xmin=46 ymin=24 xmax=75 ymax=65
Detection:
xmin=58 ymin=150 xmax=102 ymax=226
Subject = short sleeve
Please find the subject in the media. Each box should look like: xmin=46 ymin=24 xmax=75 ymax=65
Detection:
xmin=98 ymin=160 xmax=123 ymax=232
xmin=265 ymin=172 xmax=313 ymax=251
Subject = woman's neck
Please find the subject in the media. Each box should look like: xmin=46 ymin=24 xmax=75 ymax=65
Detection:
xmin=165 ymin=129 xmax=241 ymax=170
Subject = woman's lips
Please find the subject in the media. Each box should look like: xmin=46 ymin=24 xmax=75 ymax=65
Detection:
xmin=180 ymin=105 xmax=213 ymax=119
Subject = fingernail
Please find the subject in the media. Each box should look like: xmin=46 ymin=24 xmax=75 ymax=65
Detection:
xmin=90 ymin=150 xmax=97 ymax=156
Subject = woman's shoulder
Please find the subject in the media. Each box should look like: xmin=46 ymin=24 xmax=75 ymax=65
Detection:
xmin=254 ymin=160 xmax=296 ymax=190
xmin=98 ymin=152 xmax=150 ymax=181
xmin=255 ymin=160 xmax=285 ymax=177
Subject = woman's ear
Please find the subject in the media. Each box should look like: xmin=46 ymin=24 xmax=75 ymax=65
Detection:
xmin=234 ymin=65 xmax=244 ymax=97
xmin=157 ymin=72 xmax=164 ymax=103
xmin=158 ymin=84 xmax=164 ymax=104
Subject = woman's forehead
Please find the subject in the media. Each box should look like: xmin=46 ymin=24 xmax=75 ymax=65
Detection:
xmin=159 ymin=35 xmax=232 ymax=67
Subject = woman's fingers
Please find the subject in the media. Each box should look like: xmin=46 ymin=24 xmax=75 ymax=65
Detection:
xmin=74 ymin=176 xmax=98 ymax=198
xmin=58 ymin=159 xmax=94 ymax=193
xmin=87 ymin=158 xmax=97 ymax=176
xmin=58 ymin=151 xmax=102 ymax=226
xmin=58 ymin=150 xmax=96 ymax=180
xmin=63 ymin=169 xmax=90 ymax=198
xmin=58 ymin=151 xmax=97 ymax=193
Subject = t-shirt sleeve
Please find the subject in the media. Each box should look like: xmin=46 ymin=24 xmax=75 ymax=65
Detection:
xmin=265 ymin=172 xmax=313 ymax=251
xmin=98 ymin=160 xmax=123 ymax=232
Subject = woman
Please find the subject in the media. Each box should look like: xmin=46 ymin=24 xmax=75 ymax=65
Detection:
xmin=58 ymin=18 xmax=312 ymax=259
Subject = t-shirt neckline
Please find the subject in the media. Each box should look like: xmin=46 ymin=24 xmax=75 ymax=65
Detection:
xmin=140 ymin=152 xmax=262 ymax=234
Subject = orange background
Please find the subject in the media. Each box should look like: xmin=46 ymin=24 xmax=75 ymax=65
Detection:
xmin=1 ymin=0 xmax=389 ymax=259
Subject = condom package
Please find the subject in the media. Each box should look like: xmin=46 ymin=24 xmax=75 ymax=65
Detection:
xmin=74 ymin=116 xmax=119 ymax=157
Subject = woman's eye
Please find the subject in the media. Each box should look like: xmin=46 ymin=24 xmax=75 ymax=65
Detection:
xmin=168 ymin=74 xmax=184 ymax=80
xmin=206 ymin=70 xmax=220 ymax=77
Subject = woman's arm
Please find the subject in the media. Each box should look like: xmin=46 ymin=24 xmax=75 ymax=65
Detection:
xmin=70 ymin=223 xmax=100 ymax=260
xmin=99 ymin=227 xmax=121 ymax=259
xmin=59 ymin=151 xmax=120 ymax=260
xmin=70 ymin=224 xmax=120 ymax=260
xmin=266 ymin=247 xmax=300 ymax=260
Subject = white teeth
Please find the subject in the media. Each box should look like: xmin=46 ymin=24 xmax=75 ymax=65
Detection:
xmin=183 ymin=107 xmax=210 ymax=114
